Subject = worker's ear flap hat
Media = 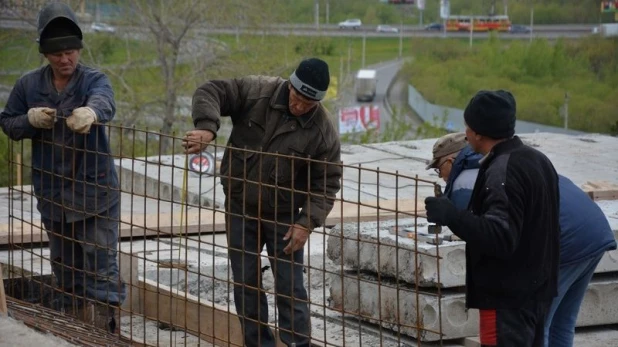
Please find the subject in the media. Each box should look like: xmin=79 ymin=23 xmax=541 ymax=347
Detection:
xmin=37 ymin=2 xmax=83 ymax=54
xmin=289 ymin=58 xmax=330 ymax=101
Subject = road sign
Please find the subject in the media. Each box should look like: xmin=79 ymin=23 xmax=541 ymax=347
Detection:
xmin=188 ymin=151 xmax=216 ymax=175
xmin=417 ymin=0 xmax=425 ymax=11
xmin=338 ymin=105 xmax=380 ymax=135
xmin=440 ymin=0 xmax=450 ymax=19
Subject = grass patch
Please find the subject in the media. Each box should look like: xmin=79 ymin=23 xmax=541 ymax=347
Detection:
xmin=405 ymin=37 xmax=618 ymax=135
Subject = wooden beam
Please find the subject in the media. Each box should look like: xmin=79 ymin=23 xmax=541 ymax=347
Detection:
xmin=581 ymin=181 xmax=618 ymax=201
xmin=139 ymin=277 xmax=290 ymax=347
xmin=0 ymin=264 xmax=7 ymax=316
xmin=0 ymin=198 xmax=427 ymax=246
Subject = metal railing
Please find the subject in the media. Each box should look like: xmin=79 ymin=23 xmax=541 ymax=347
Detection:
xmin=0 ymin=124 xmax=454 ymax=347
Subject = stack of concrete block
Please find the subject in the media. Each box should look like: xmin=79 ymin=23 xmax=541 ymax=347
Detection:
xmin=326 ymin=205 xmax=618 ymax=342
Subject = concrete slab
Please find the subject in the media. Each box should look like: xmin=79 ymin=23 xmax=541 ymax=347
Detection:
xmin=329 ymin=273 xmax=618 ymax=341
xmin=326 ymin=218 xmax=467 ymax=288
xmin=326 ymin=200 xmax=618 ymax=289
xmin=329 ymin=270 xmax=476 ymax=342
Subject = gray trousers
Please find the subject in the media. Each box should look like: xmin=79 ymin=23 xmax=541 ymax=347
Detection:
xmin=227 ymin=205 xmax=311 ymax=347
xmin=43 ymin=203 xmax=126 ymax=308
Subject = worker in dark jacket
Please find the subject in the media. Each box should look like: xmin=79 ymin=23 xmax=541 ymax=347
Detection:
xmin=428 ymin=134 xmax=617 ymax=347
xmin=424 ymin=90 xmax=560 ymax=347
xmin=0 ymin=2 xmax=124 ymax=332
xmin=184 ymin=58 xmax=342 ymax=347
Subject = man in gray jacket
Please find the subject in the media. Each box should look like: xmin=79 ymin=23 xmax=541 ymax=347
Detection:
xmin=0 ymin=2 xmax=125 ymax=332
xmin=185 ymin=58 xmax=342 ymax=347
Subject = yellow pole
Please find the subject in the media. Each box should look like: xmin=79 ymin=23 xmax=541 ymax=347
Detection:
xmin=16 ymin=153 xmax=22 ymax=187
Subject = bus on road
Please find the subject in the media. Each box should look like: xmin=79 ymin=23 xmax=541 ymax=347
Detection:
xmin=445 ymin=15 xmax=511 ymax=32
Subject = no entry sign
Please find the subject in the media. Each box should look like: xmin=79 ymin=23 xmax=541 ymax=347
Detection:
xmin=188 ymin=151 xmax=216 ymax=175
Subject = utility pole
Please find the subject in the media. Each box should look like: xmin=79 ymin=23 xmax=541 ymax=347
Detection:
xmin=362 ymin=31 xmax=366 ymax=68
xmin=530 ymin=7 xmax=534 ymax=43
xmin=314 ymin=0 xmax=319 ymax=30
xmin=399 ymin=19 xmax=403 ymax=58
xmin=563 ymin=92 xmax=569 ymax=130
xmin=469 ymin=19 xmax=474 ymax=48
xmin=326 ymin=0 xmax=330 ymax=25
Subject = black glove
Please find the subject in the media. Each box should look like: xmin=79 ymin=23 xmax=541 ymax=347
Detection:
xmin=424 ymin=196 xmax=458 ymax=226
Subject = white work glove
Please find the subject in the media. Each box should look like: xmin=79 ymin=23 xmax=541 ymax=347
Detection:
xmin=27 ymin=107 xmax=56 ymax=129
xmin=66 ymin=107 xmax=97 ymax=134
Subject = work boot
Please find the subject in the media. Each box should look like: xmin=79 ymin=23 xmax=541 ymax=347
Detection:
xmin=53 ymin=296 xmax=94 ymax=324
xmin=94 ymin=305 xmax=119 ymax=334
xmin=69 ymin=303 xmax=94 ymax=324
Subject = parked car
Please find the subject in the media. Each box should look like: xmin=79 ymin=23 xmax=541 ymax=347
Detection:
xmin=509 ymin=24 xmax=531 ymax=34
xmin=376 ymin=25 xmax=399 ymax=33
xmin=424 ymin=23 xmax=443 ymax=31
xmin=338 ymin=19 xmax=362 ymax=30
xmin=91 ymin=22 xmax=116 ymax=33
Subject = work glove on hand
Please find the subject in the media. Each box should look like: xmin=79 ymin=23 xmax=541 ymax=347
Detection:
xmin=27 ymin=107 xmax=56 ymax=129
xmin=425 ymin=196 xmax=459 ymax=226
xmin=67 ymin=107 xmax=97 ymax=134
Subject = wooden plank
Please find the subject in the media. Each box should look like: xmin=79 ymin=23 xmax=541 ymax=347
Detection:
xmin=0 ymin=198 xmax=427 ymax=246
xmin=582 ymin=181 xmax=618 ymax=201
xmin=0 ymin=264 xmax=7 ymax=316
xmin=139 ymin=277 xmax=288 ymax=347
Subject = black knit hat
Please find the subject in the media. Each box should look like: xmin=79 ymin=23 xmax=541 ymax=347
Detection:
xmin=463 ymin=90 xmax=516 ymax=139
xmin=289 ymin=58 xmax=330 ymax=101
xmin=37 ymin=3 xmax=83 ymax=54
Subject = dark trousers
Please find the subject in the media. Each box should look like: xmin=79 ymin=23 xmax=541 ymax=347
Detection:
xmin=227 ymin=206 xmax=310 ymax=347
xmin=480 ymin=299 xmax=550 ymax=347
xmin=43 ymin=203 xmax=126 ymax=308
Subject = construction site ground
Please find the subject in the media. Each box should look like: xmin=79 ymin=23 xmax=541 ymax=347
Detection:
xmin=1 ymin=132 xmax=618 ymax=346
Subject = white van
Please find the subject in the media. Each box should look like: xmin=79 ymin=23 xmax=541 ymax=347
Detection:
xmin=355 ymin=69 xmax=377 ymax=102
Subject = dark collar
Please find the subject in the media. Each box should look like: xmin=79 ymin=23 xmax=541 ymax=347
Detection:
xmin=272 ymin=81 xmax=318 ymax=128
xmin=482 ymin=136 xmax=523 ymax=167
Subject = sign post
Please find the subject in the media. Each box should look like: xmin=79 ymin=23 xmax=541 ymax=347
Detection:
xmin=440 ymin=0 xmax=450 ymax=37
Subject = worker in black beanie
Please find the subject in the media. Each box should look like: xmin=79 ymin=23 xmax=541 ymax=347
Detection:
xmin=425 ymin=90 xmax=561 ymax=346
xmin=37 ymin=2 xmax=84 ymax=54
xmin=186 ymin=58 xmax=341 ymax=347
xmin=463 ymin=90 xmax=516 ymax=139
xmin=289 ymin=58 xmax=330 ymax=101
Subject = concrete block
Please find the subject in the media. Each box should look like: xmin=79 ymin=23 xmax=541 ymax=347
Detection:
xmin=329 ymin=270 xmax=477 ymax=342
xmin=576 ymin=275 xmax=618 ymax=327
xmin=330 ymin=272 xmax=618 ymax=341
xmin=326 ymin=218 xmax=467 ymax=288
xmin=119 ymin=252 xmax=141 ymax=316
xmin=327 ymin=219 xmax=618 ymax=290
xmin=115 ymin=157 xmax=224 ymax=209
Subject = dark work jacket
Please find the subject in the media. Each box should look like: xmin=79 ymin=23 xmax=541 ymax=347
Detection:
xmin=191 ymin=76 xmax=341 ymax=230
xmin=447 ymin=136 xmax=560 ymax=309
xmin=0 ymin=64 xmax=120 ymax=222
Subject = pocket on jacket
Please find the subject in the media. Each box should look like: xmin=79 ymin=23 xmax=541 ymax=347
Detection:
xmin=268 ymin=146 xmax=308 ymax=208
xmin=221 ymin=146 xmax=256 ymax=194
xmin=269 ymin=145 xmax=307 ymax=185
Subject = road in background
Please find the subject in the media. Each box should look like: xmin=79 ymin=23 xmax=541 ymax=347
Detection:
xmin=0 ymin=18 xmax=595 ymax=40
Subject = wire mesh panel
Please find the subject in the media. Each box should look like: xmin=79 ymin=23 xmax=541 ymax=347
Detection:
xmin=0 ymin=125 xmax=464 ymax=347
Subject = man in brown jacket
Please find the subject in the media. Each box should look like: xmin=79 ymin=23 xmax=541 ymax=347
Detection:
xmin=184 ymin=58 xmax=341 ymax=347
